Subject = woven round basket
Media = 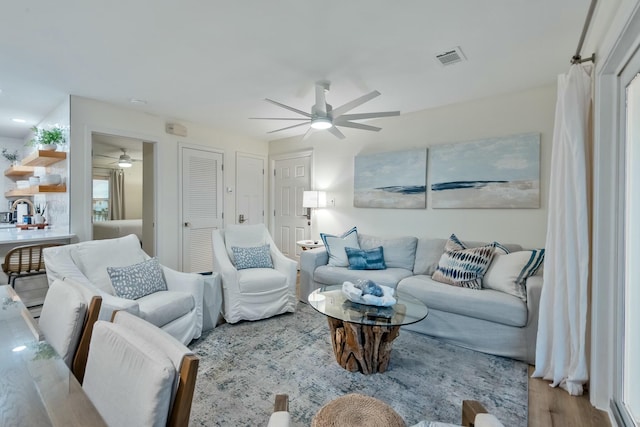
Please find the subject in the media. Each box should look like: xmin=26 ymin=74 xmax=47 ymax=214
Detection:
xmin=311 ymin=393 xmax=406 ymax=427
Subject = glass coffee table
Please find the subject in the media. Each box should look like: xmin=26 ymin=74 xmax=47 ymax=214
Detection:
xmin=308 ymin=285 xmax=429 ymax=374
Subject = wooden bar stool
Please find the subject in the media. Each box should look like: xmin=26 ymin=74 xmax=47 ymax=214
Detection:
xmin=2 ymin=243 xmax=63 ymax=288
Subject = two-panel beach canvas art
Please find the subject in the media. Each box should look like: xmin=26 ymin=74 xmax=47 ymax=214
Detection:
xmin=353 ymin=133 xmax=540 ymax=209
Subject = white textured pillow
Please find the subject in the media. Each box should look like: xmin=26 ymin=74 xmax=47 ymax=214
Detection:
xmin=320 ymin=227 xmax=360 ymax=267
xmin=483 ymin=249 xmax=545 ymax=301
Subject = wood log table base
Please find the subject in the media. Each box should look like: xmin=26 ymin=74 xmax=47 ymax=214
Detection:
xmin=326 ymin=317 xmax=400 ymax=374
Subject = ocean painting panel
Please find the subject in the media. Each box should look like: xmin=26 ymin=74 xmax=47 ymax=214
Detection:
xmin=354 ymin=148 xmax=427 ymax=209
xmin=430 ymin=133 xmax=540 ymax=208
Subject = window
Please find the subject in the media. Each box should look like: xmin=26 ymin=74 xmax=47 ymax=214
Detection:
xmin=92 ymin=178 xmax=109 ymax=222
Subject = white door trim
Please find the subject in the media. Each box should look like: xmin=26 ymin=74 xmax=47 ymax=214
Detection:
xmin=83 ymin=125 xmax=159 ymax=254
xmin=178 ymin=141 xmax=225 ymax=271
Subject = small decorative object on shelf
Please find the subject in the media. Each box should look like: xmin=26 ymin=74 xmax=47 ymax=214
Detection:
xmin=29 ymin=125 xmax=66 ymax=151
xmin=1 ymin=148 xmax=19 ymax=165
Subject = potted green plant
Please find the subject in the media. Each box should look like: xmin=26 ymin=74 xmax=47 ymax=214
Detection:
xmin=1 ymin=148 xmax=20 ymax=166
xmin=30 ymin=126 xmax=66 ymax=151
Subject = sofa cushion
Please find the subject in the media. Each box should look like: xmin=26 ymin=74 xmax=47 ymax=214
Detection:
xmin=231 ymin=244 xmax=273 ymax=270
xmin=346 ymin=246 xmax=386 ymax=270
xmin=314 ymin=265 xmax=412 ymax=288
xmin=432 ymin=235 xmax=496 ymax=289
xmin=398 ymin=275 xmax=527 ymax=327
xmin=358 ymin=234 xmax=418 ymax=270
xmin=137 ymin=291 xmax=194 ymax=328
xmin=320 ymin=227 xmax=360 ymax=267
xmin=238 ymin=268 xmax=287 ymax=293
xmin=413 ymin=238 xmax=447 ymax=275
xmin=108 ymin=257 xmax=168 ymax=300
xmin=71 ymin=235 xmax=147 ymax=295
xmin=483 ymin=249 xmax=545 ymax=301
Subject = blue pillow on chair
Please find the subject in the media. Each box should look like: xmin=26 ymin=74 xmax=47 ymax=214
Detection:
xmin=231 ymin=244 xmax=273 ymax=270
xmin=345 ymin=246 xmax=387 ymax=270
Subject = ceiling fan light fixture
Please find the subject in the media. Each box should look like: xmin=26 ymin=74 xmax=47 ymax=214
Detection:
xmin=118 ymin=154 xmax=132 ymax=168
xmin=310 ymin=117 xmax=332 ymax=130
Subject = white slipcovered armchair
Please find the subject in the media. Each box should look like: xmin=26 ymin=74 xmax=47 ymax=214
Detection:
xmin=43 ymin=234 xmax=204 ymax=345
xmin=212 ymin=224 xmax=296 ymax=323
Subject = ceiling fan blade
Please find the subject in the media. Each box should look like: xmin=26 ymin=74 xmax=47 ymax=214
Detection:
xmin=301 ymin=127 xmax=315 ymax=141
xmin=267 ymin=121 xmax=310 ymax=134
xmin=334 ymin=121 xmax=381 ymax=132
xmin=337 ymin=111 xmax=400 ymax=121
xmin=314 ymin=81 xmax=328 ymax=115
xmin=249 ymin=117 xmax=310 ymax=121
xmin=331 ymin=90 xmax=381 ymax=119
xmin=264 ymin=98 xmax=311 ymax=118
xmin=327 ymin=126 xmax=345 ymax=139
xmin=94 ymin=153 xmax=117 ymax=160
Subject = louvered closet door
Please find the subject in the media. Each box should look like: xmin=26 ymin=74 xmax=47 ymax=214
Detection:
xmin=181 ymin=147 xmax=223 ymax=273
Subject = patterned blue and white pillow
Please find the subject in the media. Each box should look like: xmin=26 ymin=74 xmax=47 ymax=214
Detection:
xmin=231 ymin=244 xmax=273 ymax=270
xmin=345 ymin=246 xmax=387 ymax=270
xmin=108 ymin=257 xmax=167 ymax=300
xmin=432 ymin=234 xmax=497 ymax=289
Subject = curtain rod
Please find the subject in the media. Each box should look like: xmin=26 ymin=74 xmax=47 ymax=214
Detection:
xmin=571 ymin=0 xmax=597 ymax=64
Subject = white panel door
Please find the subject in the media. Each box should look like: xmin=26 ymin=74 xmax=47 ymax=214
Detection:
xmin=273 ymin=154 xmax=311 ymax=262
xmin=181 ymin=146 xmax=223 ymax=273
xmin=236 ymin=153 xmax=264 ymax=225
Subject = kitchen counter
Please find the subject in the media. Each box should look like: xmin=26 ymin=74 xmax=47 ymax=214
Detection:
xmin=0 ymin=226 xmax=74 ymax=245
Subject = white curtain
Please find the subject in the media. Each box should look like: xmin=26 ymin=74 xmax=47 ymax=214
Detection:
xmin=532 ymin=63 xmax=592 ymax=395
xmin=109 ymin=169 xmax=125 ymax=220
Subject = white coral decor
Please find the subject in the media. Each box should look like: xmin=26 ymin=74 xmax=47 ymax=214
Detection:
xmin=342 ymin=281 xmax=397 ymax=306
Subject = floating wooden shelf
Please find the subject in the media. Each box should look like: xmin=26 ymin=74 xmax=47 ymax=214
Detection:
xmin=4 ymin=166 xmax=35 ymax=177
xmin=5 ymin=184 xmax=66 ymax=197
xmin=21 ymin=150 xmax=66 ymax=167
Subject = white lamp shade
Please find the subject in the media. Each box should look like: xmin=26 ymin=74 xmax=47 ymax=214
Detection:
xmin=302 ymin=191 xmax=327 ymax=208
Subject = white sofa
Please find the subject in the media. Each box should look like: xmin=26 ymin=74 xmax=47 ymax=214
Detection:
xmin=43 ymin=234 xmax=206 ymax=345
xmin=300 ymin=233 xmax=542 ymax=364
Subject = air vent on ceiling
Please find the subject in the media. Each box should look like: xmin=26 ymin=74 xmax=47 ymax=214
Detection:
xmin=435 ymin=47 xmax=466 ymax=66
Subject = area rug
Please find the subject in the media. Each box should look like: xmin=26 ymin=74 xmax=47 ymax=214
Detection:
xmin=188 ymin=303 xmax=528 ymax=426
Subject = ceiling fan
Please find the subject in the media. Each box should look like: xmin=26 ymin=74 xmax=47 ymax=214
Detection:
xmin=94 ymin=148 xmax=140 ymax=168
xmin=250 ymin=81 xmax=400 ymax=139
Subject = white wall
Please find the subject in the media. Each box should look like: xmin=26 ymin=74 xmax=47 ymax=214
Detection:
xmin=69 ymin=96 xmax=268 ymax=269
xmin=269 ymin=84 xmax=556 ymax=248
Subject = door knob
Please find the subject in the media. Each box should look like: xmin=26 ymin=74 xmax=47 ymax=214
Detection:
xmin=238 ymin=214 xmax=247 ymax=224
xmin=184 ymin=222 xmax=191 ymax=227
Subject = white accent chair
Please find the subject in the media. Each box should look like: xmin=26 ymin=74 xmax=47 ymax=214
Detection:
xmin=212 ymin=224 xmax=297 ymax=323
xmin=38 ymin=278 xmax=102 ymax=383
xmin=83 ymin=311 xmax=198 ymax=427
xmin=43 ymin=234 xmax=204 ymax=345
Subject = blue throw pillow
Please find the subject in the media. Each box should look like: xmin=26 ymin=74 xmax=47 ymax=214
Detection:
xmin=107 ymin=257 xmax=167 ymax=300
xmin=345 ymin=246 xmax=387 ymax=270
xmin=231 ymin=244 xmax=273 ymax=270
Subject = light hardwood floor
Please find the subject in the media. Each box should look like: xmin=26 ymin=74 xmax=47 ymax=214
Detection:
xmin=528 ymin=366 xmax=611 ymax=427
xmin=17 ymin=276 xmax=611 ymax=426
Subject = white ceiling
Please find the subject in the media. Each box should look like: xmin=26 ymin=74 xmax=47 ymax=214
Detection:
xmin=0 ymin=1 xmax=592 ymax=141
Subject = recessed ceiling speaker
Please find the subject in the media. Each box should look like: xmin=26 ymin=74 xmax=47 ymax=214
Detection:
xmin=166 ymin=122 xmax=187 ymax=137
